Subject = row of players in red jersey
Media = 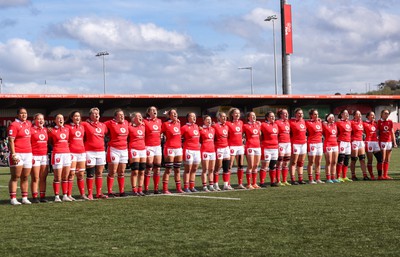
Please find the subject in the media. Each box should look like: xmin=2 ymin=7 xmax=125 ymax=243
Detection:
xmin=7 ymin=106 xmax=396 ymax=205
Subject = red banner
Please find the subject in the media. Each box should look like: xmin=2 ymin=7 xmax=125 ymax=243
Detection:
xmin=284 ymin=4 xmax=293 ymax=54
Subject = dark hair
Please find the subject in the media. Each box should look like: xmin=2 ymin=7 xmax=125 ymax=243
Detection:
xmin=114 ymin=108 xmax=124 ymax=117
xmin=308 ymin=109 xmax=317 ymax=118
xmin=325 ymin=113 xmax=334 ymax=122
xmin=294 ymin=108 xmax=303 ymax=114
xmin=352 ymin=110 xmax=361 ymax=116
xmin=66 ymin=110 xmax=80 ymax=124
xmin=265 ymin=111 xmax=274 ymax=119
xmin=338 ymin=109 xmax=348 ymax=119
xmin=146 ymin=106 xmax=157 ymax=117
xmin=16 ymin=107 xmax=27 ymax=115
xmin=186 ymin=112 xmax=196 ymax=121
xmin=277 ymin=108 xmax=287 ymax=118
xmin=366 ymin=111 xmax=374 ymax=118
xmin=227 ymin=108 xmax=240 ymax=121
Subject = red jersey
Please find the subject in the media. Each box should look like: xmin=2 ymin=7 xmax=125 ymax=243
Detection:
xmin=336 ymin=120 xmax=352 ymax=142
xmin=322 ymin=123 xmax=338 ymax=147
xmin=30 ymin=125 xmax=48 ymax=156
xmin=276 ymin=119 xmax=291 ymax=143
xmin=65 ymin=123 xmax=85 ymax=154
xmin=82 ymin=120 xmax=108 ymax=152
xmin=289 ymin=119 xmax=307 ymax=144
xmin=144 ymin=118 xmax=162 ymax=147
xmin=226 ymin=120 xmax=243 ymax=146
xmin=105 ymin=119 xmax=129 ymax=150
xmin=363 ymin=120 xmax=378 ymax=142
xmin=351 ymin=120 xmax=364 ymax=141
xmin=200 ymin=125 xmax=215 ymax=152
xmin=128 ymin=124 xmax=146 ymax=150
xmin=243 ymin=122 xmax=261 ymax=148
xmin=181 ymin=123 xmax=200 ymax=150
xmin=260 ymin=122 xmax=279 ymax=149
xmin=49 ymin=126 xmax=70 ymax=153
xmin=162 ymin=120 xmax=182 ymax=148
xmin=7 ymin=119 xmax=32 ymax=153
xmin=306 ymin=120 xmax=323 ymax=144
xmin=212 ymin=122 xmax=229 ymax=149
xmin=377 ymin=119 xmax=393 ymax=142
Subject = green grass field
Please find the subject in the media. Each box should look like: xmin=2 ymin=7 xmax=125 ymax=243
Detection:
xmin=0 ymin=151 xmax=399 ymax=257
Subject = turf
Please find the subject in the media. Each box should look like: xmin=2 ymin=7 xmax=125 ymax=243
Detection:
xmin=0 ymin=150 xmax=399 ymax=257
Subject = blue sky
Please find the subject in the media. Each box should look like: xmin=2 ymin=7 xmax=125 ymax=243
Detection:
xmin=0 ymin=0 xmax=399 ymax=95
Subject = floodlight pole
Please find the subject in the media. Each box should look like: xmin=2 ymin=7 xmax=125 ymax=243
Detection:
xmin=96 ymin=51 xmax=109 ymax=94
xmin=264 ymin=15 xmax=278 ymax=95
xmin=238 ymin=67 xmax=254 ymax=94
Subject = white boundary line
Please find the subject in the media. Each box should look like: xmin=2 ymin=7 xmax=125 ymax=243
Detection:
xmin=165 ymin=194 xmax=241 ymax=201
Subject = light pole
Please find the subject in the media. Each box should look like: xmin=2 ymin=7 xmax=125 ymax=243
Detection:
xmin=0 ymin=77 xmax=2 ymax=94
xmin=96 ymin=51 xmax=109 ymax=94
xmin=238 ymin=67 xmax=253 ymax=94
xmin=265 ymin=15 xmax=278 ymax=95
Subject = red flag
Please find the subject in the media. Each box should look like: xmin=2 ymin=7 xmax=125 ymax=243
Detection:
xmin=284 ymin=4 xmax=293 ymax=54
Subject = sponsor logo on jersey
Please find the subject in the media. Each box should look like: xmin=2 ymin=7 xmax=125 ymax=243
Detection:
xmin=222 ymin=129 xmax=228 ymax=135
xmin=60 ymin=133 xmax=66 ymax=140
xmin=75 ymin=131 xmax=82 ymax=137
xmin=153 ymin=125 xmax=159 ymax=130
xmin=300 ymin=124 xmax=305 ymax=129
xmin=39 ymin=134 xmax=46 ymax=141
xmin=137 ymin=130 xmax=143 ymax=135
xmin=173 ymin=127 xmax=179 ymax=133
xmin=193 ymin=130 xmax=199 ymax=135
xmin=25 ymin=129 xmax=30 ymax=135
xmin=272 ymin=128 xmax=278 ymax=133
xmin=208 ymin=133 xmax=213 ymax=139
xmin=316 ymin=125 xmax=321 ymax=130
xmin=253 ymin=129 xmax=258 ymax=134
xmin=120 ymin=128 xmax=126 ymax=133
xmin=235 ymin=127 xmax=241 ymax=132
xmin=332 ymin=129 xmax=337 ymax=135
xmin=95 ymin=128 xmax=102 ymax=133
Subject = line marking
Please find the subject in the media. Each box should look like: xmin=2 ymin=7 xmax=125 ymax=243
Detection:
xmin=165 ymin=194 xmax=241 ymax=201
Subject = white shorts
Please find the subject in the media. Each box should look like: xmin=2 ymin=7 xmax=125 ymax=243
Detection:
xmin=262 ymin=148 xmax=279 ymax=161
xmin=10 ymin=153 xmax=33 ymax=168
xmin=86 ymin=151 xmax=106 ymax=166
xmin=146 ymin=145 xmax=162 ymax=157
xmin=71 ymin=153 xmax=86 ymax=162
xmin=246 ymin=147 xmax=261 ymax=156
xmin=324 ymin=146 xmax=338 ymax=153
xmin=229 ymin=145 xmax=244 ymax=156
xmin=32 ymin=155 xmax=48 ymax=167
xmin=278 ymin=143 xmax=291 ymax=156
xmin=351 ymin=141 xmax=365 ymax=151
xmin=365 ymin=141 xmax=380 ymax=153
xmin=216 ymin=146 xmax=230 ymax=160
xmin=292 ymin=143 xmax=307 ymax=155
xmin=130 ymin=149 xmax=147 ymax=159
xmin=339 ymin=141 xmax=351 ymax=155
xmin=184 ymin=149 xmax=201 ymax=165
xmin=201 ymin=152 xmax=216 ymax=161
xmin=308 ymin=143 xmax=323 ymax=156
xmin=164 ymin=147 xmax=183 ymax=157
xmin=380 ymin=142 xmax=393 ymax=151
xmin=52 ymin=153 xmax=72 ymax=169
xmin=107 ymin=147 xmax=129 ymax=164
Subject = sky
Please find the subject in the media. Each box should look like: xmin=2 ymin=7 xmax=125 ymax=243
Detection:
xmin=0 ymin=0 xmax=399 ymax=95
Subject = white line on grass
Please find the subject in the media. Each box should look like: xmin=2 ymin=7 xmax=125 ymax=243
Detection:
xmin=165 ymin=194 xmax=241 ymax=201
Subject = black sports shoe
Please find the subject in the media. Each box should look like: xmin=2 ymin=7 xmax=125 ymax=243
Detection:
xmin=291 ymin=181 xmax=299 ymax=185
xmin=118 ymin=192 xmax=127 ymax=197
xmin=132 ymin=192 xmax=139 ymax=196
xmin=31 ymin=198 xmax=40 ymax=204
xmin=107 ymin=193 xmax=117 ymax=198
xmin=298 ymin=180 xmax=307 ymax=185
xmin=259 ymin=183 xmax=267 ymax=188
xmin=143 ymin=190 xmax=151 ymax=195
xmin=352 ymin=176 xmax=359 ymax=181
xmin=138 ymin=192 xmax=146 ymax=196
xmin=153 ymin=190 xmax=161 ymax=195
xmin=363 ymin=176 xmax=370 ymax=181
xmin=39 ymin=198 xmax=48 ymax=203
xmin=270 ymin=182 xmax=279 ymax=187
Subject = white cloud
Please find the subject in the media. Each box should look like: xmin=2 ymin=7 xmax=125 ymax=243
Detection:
xmin=52 ymin=17 xmax=192 ymax=52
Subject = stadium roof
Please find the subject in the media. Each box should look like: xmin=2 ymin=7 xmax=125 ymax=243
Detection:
xmin=0 ymin=94 xmax=398 ymax=113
